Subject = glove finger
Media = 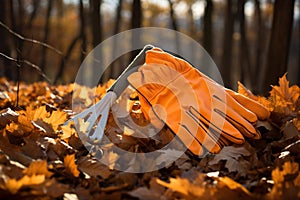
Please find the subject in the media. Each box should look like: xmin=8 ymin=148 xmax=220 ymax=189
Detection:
xmin=213 ymin=107 xmax=261 ymax=139
xmin=212 ymin=94 xmax=261 ymax=139
xmin=189 ymin=106 xmax=245 ymax=145
xmin=226 ymin=89 xmax=270 ymax=120
xmin=176 ymin=124 xmax=205 ymax=156
xmin=222 ymin=92 xmax=258 ymax=123
xmin=182 ymin=110 xmax=224 ymax=154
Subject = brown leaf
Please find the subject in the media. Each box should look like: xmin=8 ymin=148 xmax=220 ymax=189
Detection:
xmin=0 ymin=108 xmax=18 ymax=127
xmin=208 ymin=143 xmax=255 ymax=176
xmin=64 ymin=154 xmax=80 ymax=177
xmin=77 ymin=157 xmax=112 ymax=179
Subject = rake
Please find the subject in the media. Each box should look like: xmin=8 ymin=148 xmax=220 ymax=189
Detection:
xmin=68 ymin=45 xmax=154 ymax=141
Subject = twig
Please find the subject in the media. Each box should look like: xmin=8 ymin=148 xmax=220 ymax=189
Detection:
xmin=0 ymin=20 xmax=64 ymax=57
xmin=0 ymin=52 xmax=51 ymax=82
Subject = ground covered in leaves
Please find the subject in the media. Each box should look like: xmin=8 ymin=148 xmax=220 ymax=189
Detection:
xmin=0 ymin=74 xmax=299 ymax=200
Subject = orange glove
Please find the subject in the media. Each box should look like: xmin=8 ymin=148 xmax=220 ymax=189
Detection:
xmin=127 ymin=48 xmax=270 ymax=156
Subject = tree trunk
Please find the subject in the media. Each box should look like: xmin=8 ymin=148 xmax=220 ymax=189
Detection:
xmin=90 ymin=0 xmax=102 ymax=48
xmin=221 ymin=0 xmax=235 ymax=88
xmin=262 ymin=0 xmax=295 ymax=94
xmin=203 ymin=0 xmax=213 ymax=56
xmin=0 ymin=1 xmax=11 ymax=79
xmin=55 ymin=0 xmax=87 ymax=84
xmin=27 ymin=0 xmax=40 ymax=29
xmin=89 ymin=0 xmax=104 ymax=83
xmin=130 ymin=0 xmax=142 ymax=60
xmin=111 ymin=0 xmax=123 ymax=78
xmin=40 ymin=0 xmax=53 ymax=75
xmin=238 ymin=0 xmax=251 ymax=85
xmin=79 ymin=0 xmax=87 ymax=63
xmin=253 ymin=0 xmax=262 ymax=91
xmin=168 ymin=0 xmax=180 ymax=53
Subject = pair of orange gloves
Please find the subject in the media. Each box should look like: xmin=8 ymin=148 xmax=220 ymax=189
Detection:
xmin=127 ymin=47 xmax=270 ymax=156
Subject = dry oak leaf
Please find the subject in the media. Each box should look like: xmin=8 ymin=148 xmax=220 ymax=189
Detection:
xmin=4 ymin=174 xmax=45 ymax=194
xmin=64 ymin=154 xmax=80 ymax=177
xmin=23 ymin=160 xmax=53 ymax=178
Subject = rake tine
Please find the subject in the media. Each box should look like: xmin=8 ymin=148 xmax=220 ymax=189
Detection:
xmin=90 ymin=104 xmax=110 ymax=140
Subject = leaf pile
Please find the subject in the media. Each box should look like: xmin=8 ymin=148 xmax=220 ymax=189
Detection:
xmin=0 ymin=75 xmax=299 ymax=199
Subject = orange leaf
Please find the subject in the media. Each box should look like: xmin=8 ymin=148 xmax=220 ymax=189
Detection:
xmin=23 ymin=160 xmax=53 ymax=178
xmin=64 ymin=154 xmax=80 ymax=177
xmin=4 ymin=175 xmax=45 ymax=194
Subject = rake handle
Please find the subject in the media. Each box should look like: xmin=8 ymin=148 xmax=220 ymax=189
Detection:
xmin=107 ymin=44 xmax=154 ymax=97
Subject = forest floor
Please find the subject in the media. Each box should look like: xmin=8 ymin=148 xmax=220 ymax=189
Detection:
xmin=0 ymin=74 xmax=299 ymax=200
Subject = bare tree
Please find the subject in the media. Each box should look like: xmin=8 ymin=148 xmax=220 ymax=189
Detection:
xmin=27 ymin=0 xmax=40 ymax=29
xmin=221 ymin=0 xmax=235 ymax=88
xmin=168 ymin=0 xmax=180 ymax=53
xmin=0 ymin=1 xmax=11 ymax=79
xmin=40 ymin=0 xmax=53 ymax=74
xmin=131 ymin=0 xmax=142 ymax=60
xmin=262 ymin=0 xmax=295 ymax=94
xmin=203 ymin=0 xmax=213 ymax=56
xmin=253 ymin=0 xmax=262 ymax=91
xmin=111 ymin=0 xmax=124 ymax=78
xmin=55 ymin=0 xmax=87 ymax=83
xmin=90 ymin=0 xmax=102 ymax=48
xmin=238 ymin=0 xmax=251 ymax=85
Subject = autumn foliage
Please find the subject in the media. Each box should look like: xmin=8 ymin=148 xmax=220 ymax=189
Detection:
xmin=0 ymin=74 xmax=299 ymax=199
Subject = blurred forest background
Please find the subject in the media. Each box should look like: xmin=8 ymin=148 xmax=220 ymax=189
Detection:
xmin=0 ymin=0 xmax=299 ymax=94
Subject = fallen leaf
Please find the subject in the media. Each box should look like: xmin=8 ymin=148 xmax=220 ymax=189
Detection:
xmin=101 ymin=151 xmax=119 ymax=170
xmin=208 ymin=143 xmax=255 ymax=176
xmin=0 ymin=108 xmax=18 ymax=127
xmin=4 ymin=174 xmax=45 ymax=194
xmin=217 ymin=176 xmax=251 ymax=195
xmin=23 ymin=160 xmax=53 ymax=178
xmin=64 ymin=154 xmax=80 ymax=177
xmin=77 ymin=157 xmax=112 ymax=179
xmin=156 ymin=177 xmax=205 ymax=197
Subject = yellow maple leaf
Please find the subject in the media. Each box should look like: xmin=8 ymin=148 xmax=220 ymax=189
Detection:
xmin=272 ymin=73 xmax=300 ymax=103
xmin=23 ymin=160 xmax=53 ymax=178
xmin=64 ymin=154 xmax=80 ymax=177
xmin=22 ymin=106 xmax=67 ymax=131
xmin=5 ymin=175 xmax=45 ymax=194
xmin=60 ymin=121 xmax=77 ymax=141
xmin=270 ymin=73 xmax=300 ymax=114
xmin=42 ymin=110 xmax=67 ymax=131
